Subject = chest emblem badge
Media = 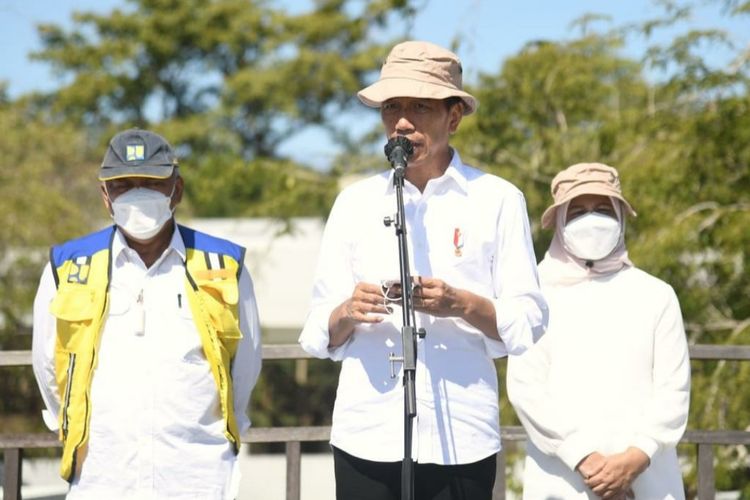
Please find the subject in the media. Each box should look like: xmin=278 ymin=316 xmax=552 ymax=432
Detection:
xmin=453 ymin=228 xmax=464 ymax=257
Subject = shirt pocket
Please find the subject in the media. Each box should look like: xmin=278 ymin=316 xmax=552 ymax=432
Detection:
xmin=194 ymin=278 xmax=243 ymax=356
xmin=49 ymin=285 xmax=102 ymax=353
xmin=104 ymin=283 xmax=145 ymax=337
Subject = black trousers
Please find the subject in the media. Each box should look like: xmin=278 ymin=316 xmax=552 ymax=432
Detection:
xmin=332 ymin=446 xmax=496 ymax=500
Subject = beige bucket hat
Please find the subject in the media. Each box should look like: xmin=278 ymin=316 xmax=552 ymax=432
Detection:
xmin=541 ymin=162 xmax=637 ymax=229
xmin=357 ymin=41 xmax=478 ymax=115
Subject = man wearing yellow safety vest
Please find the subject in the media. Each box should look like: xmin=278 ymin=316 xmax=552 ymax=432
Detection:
xmin=31 ymin=128 xmax=262 ymax=499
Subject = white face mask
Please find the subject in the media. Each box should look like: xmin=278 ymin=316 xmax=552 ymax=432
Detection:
xmin=108 ymin=186 xmax=175 ymax=241
xmin=562 ymin=212 xmax=621 ymax=261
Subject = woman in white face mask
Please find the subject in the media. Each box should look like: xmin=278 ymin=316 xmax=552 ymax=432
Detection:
xmin=507 ymin=163 xmax=691 ymax=500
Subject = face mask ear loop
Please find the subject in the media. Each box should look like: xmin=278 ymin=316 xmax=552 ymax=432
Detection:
xmin=167 ymin=179 xmax=177 ymax=215
xmin=557 ymin=200 xmax=573 ymax=254
xmin=103 ymin=183 xmax=117 ymax=218
xmin=609 ymin=196 xmax=626 ymax=245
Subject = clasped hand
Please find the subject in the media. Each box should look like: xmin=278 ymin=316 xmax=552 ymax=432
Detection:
xmin=576 ymin=448 xmax=650 ymax=499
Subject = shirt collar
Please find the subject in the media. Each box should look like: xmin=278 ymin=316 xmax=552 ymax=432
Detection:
xmin=383 ymin=148 xmax=469 ymax=195
xmin=111 ymin=224 xmax=187 ymax=263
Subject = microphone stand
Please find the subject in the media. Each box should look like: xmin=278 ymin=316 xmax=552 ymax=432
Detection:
xmin=383 ymin=138 xmax=426 ymax=500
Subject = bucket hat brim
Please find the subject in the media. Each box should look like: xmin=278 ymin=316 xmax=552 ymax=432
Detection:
xmin=358 ymin=77 xmax=477 ymax=115
xmin=541 ymin=184 xmax=636 ymax=229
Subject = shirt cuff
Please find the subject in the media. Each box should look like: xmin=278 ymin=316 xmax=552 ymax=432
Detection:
xmin=631 ymin=434 xmax=659 ymax=459
xmin=492 ymin=296 xmax=546 ymax=356
xmin=480 ymin=334 xmax=508 ymax=359
xmin=557 ymin=430 xmax=600 ymax=471
xmin=299 ymin=305 xmax=348 ymax=361
xmin=42 ymin=409 xmax=59 ymax=432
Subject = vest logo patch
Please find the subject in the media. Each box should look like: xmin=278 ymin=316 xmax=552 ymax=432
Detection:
xmin=67 ymin=256 xmax=92 ymax=284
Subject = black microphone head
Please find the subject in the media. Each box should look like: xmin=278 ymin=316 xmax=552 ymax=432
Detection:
xmin=384 ymin=136 xmax=414 ymax=162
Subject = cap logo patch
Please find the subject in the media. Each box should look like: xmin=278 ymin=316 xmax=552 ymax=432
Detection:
xmin=126 ymin=144 xmax=145 ymax=161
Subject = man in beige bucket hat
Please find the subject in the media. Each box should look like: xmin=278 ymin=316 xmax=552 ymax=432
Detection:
xmin=300 ymin=40 xmax=548 ymax=500
xmin=508 ymin=162 xmax=690 ymax=499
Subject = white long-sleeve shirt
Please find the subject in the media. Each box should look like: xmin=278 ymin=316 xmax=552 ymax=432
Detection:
xmin=32 ymin=227 xmax=262 ymax=500
xmin=507 ymin=266 xmax=690 ymax=499
xmin=299 ymin=151 xmax=547 ymax=465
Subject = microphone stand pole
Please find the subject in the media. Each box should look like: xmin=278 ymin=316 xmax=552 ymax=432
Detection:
xmin=384 ymin=160 xmax=425 ymax=500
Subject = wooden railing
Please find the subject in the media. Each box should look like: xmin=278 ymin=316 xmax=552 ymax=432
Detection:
xmin=2 ymin=344 xmax=750 ymax=500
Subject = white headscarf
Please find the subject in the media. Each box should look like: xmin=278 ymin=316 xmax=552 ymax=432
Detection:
xmin=538 ymin=197 xmax=633 ymax=286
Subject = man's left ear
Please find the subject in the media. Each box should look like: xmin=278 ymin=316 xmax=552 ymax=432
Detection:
xmin=448 ymin=105 xmax=463 ymax=134
xmin=171 ymin=176 xmax=184 ymax=207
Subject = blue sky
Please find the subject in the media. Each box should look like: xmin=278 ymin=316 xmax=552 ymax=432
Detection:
xmin=1 ymin=0 xmax=746 ymax=167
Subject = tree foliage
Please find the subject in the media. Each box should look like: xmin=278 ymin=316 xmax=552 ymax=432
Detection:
xmin=29 ymin=0 xmax=416 ymax=218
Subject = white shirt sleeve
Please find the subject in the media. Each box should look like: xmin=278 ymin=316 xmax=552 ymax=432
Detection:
xmin=506 ymin=333 xmax=589 ymax=467
xmin=31 ymin=262 xmax=62 ymax=432
xmin=488 ymin=191 xmax=548 ymax=357
xmin=298 ymin=192 xmax=354 ymax=361
xmin=232 ymin=266 xmax=263 ymax=434
xmin=508 ymin=332 xmax=607 ymax=470
xmin=630 ymin=286 xmax=690 ymax=458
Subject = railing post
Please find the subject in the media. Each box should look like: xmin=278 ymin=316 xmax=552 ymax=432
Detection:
xmin=697 ymin=443 xmax=715 ymax=500
xmin=492 ymin=447 xmax=506 ymax=500
xmin=285 ymin=440 xmax=301 ymax=500
xmin=3 ymin=447 xmax=23 ymax=500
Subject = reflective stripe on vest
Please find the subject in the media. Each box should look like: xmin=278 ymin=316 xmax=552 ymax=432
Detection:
xmin=49 ymin=225 xmax=245 ymax=482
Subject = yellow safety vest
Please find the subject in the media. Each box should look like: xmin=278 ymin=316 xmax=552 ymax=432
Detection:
xmin=48 ymin=225 xmax=245 ymax=481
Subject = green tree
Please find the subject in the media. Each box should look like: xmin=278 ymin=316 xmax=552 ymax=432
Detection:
xmin=31 ymin=0 xmax=417 ymax=217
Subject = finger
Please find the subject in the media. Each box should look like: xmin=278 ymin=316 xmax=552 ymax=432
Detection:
xmin=584 ymin=477 xmax=603 ymax=489
xmin=356 ymin=282 xmax=384 ymax=294
xmin=364 ymin=292 xmax=390 ymax=307
xmin=347 ymin=299 xmax=388 ymax=319
xmin=354 ymin=287 xmax=391 ymax=306
xmin=603 ymin=487 xmax=627 ymax=500
xmin=586 ymin=474 xmax=611 ymax=488
xmin=589 ymin=461 xmax=606 ymax=476
xmin=352 ymin=312 xmax=384 ymax=324
xmin=349 ymin=304 xmax=387 ymax=322
xmin=415 ymin=276 xmax=438 ymax=289
xmin=591 ymin=483 xmax=608 ymax=495
xmin=361 ymin=300 xmax=391 ymax=315
xmin=591 ymin=480 xmax=621 ymax=496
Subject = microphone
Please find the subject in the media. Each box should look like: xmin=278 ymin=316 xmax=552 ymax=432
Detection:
xmin=384 ymin=136 xmax=414 ymax=171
